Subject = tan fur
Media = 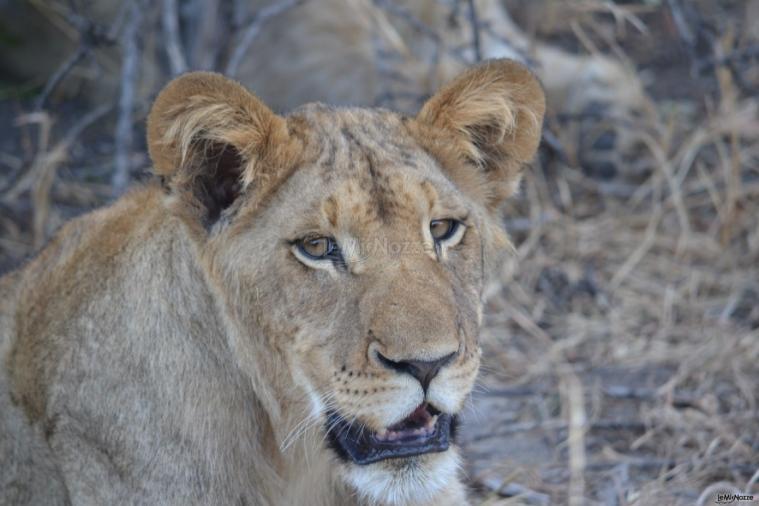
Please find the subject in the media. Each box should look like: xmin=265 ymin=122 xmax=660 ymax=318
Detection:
xmin=0 ymin=59 xmax=544 ymax=506
xmin=412 ymin=60 xmax=545 ymax=210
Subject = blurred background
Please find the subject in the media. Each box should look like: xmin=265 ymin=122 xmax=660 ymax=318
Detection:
xmin=0 ymin=0 xmax=757 ymax=504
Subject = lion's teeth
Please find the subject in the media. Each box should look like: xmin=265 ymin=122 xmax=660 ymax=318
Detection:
xmin=377 ymin=419 xmax=439 ymax=442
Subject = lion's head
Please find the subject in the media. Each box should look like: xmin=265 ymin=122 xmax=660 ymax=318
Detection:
xmin=146 ymin=60 xmax=544 ymax=505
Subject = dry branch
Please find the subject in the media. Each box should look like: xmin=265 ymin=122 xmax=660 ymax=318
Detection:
xmin=34 ymin=46 xmax=90 ymax=111
xmin=466 ymin=0 xmax=482 ymax=62
xmin=161 ymin=0 xmax=187 ymax=75
xmin=225 ymin=0 xmax=306 ymax=78
xmin=112 ymin=0 xmax=143 ymax=197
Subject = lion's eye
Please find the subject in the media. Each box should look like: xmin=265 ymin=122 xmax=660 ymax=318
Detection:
xmin=430 ymin=219 xmax=460 ymax=242
xmin=298 ymin=237 xmax=336 ymax=259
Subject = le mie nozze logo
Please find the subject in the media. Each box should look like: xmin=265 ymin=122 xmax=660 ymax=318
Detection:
xmin=341 ymin=237 xmax=431 ymax=264
xmin=714 ymin=490 xmax=755 ymax=504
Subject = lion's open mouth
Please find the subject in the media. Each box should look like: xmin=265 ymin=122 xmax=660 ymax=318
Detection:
xmin=325 ymin=402 xmax=454 ymax=465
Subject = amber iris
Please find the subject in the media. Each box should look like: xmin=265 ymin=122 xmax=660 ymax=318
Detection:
xmin=299 ymin=237 xmax=335 ymax=259
xmin=430 ymin=219 xmax=459 ymax=242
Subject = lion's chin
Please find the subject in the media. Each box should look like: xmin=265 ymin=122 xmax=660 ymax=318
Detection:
xmin=342 ymin=448 xmax=462 ymax=506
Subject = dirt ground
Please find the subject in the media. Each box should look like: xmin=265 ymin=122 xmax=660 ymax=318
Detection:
xmin=1 ymin=1 xmax=758 ymax=505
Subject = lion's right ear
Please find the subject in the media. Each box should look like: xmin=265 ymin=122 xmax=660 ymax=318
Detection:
xmin=147 ymin=72 xmax=295 ymax=225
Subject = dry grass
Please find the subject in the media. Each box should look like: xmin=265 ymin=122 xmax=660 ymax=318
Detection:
xmin=0 ymin=1 xmax=757 ymax=504
xmin=461 ymin=3 xmax=759 ymax=504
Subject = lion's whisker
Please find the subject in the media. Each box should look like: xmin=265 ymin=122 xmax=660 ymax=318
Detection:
xmin=280 ymin=390 xmax=338 ymax=453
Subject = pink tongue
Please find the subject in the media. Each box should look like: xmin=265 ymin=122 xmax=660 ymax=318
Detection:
xmin=391 ymin=403 xmax=431 ymax=430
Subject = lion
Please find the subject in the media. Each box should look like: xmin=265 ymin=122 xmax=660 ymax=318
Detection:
xmin=0 ymin=59 xmax=545 ymax=505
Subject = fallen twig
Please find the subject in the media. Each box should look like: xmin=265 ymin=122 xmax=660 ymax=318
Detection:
xmin=477 ymin=476 xmax=550 ymax=505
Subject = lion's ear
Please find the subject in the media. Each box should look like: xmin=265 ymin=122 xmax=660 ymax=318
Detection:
xmin=415 ymin=59 xmax=545 ymax=209
xmin=147 ymin=72 xmax=293 ymax=225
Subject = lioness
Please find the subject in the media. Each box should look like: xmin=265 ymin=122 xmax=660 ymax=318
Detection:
xmin=0 ymin=59 xmax=544 ymax=505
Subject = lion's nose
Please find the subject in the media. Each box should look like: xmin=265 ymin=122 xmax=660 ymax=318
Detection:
xmin=376 ymin=351 xmax=457 ymax=392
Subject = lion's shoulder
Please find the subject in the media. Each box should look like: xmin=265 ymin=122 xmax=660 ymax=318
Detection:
xmin=3 ymin=184 xmax=169 ymax=421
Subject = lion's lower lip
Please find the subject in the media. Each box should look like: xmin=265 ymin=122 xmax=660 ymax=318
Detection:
xmin=325 ymin=404 xmax=453 ymax=465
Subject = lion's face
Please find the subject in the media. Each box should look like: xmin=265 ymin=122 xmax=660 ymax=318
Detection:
xmin=221 ymin=107 xmax=483 ymax=503
xmin=147 ymin=61 xmax=544 ymax=505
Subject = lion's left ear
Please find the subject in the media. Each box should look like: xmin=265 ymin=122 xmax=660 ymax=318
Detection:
xmin=413 ymin=59 xmax=545 ymax=209
xmin=147 ymin=72 xmax=299 ymax=226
